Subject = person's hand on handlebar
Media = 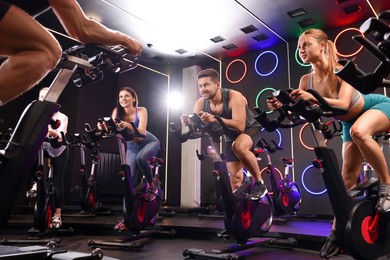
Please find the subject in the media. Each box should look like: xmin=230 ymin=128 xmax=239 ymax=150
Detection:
xmin=115 ymin=120 xmax=134 ymax=131
xmin=290 ymin=89 xmax=316 ymax=103
xmin=180 ymin=114 xmax=194 ymax=127
xmin=97 ymin=121 xmax=108 ymax=132
xmin=47 ymin=129 xmax=63 ymax=143
xmin=122 ymin=36 xmax=143 ymax=56
xmin=198 ymin=111 xmax=217 ymax=124
xmin=266 ymin=96 xmax=282 ymax=111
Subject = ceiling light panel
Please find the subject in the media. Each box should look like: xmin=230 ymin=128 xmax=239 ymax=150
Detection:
xmin=252 ymin=33 xmax=269 ymax=42
xmin=287 ymin=8 xmax=307 ymax=18
xmin=240 ymin=25 xmax=258 ymax=34
xmin=222 ymin=43 xmax=238 ymax=50
xmin=210 ymin=36 xmax=226 ymax=43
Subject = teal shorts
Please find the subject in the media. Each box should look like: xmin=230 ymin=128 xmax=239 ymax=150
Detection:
xmin=341 ymin=94 xmax=390 ymax=142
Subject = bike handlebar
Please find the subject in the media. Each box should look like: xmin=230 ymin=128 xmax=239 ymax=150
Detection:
xmin=269 ymin=89 xmax=348 ymax=121
xmin=335 ymin=10 xmax=390 ymax=94
xmin=99 ymin=117 xmax=145 ymax=141
xmin=170 ymin=113 xmax=239 ymax=143
xmin=62 ymin=44 xmax=139 ymax=87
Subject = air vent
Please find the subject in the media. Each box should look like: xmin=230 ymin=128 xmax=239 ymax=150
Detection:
xmin=152 ymin=56 xmax=165 ymax=62
xmin=252 ymin=33 xmax=269 ymax=42
xmin=175 ymin=48 xmax=188 ymax=54
xmin=187 ymin=55 xmax=199 ymax=61
xmin=222 ymin=43 xmax=238 ymax=50
xmin=240 ymin=25 xmax=258 ymax=34
xmin=298 ymin=18 xmax=317 ymax=28
xmin=287 ymin=8 xmax=307 ymax=18
xmin=210 ymin=36 xmax=225 ymax=43
xmin=343 ymin=4 xmax=361 ymax=14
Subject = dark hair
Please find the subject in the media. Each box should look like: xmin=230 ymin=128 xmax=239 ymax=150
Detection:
xmin=116 ymin=87 xmax=138 ymax=120
xmin=197 ymin=68 xmax=220 ymax=83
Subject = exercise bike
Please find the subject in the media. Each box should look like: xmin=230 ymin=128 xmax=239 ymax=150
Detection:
xmin=335 ymin=9 xmax=390 ymax=94
xmin=253 ymin=138 xmax=301 ymax=220
xmin=87 ymin=117 xmax=170 ymax=250
xmin=61 ymin=124 xmax=112 ymax=216
xmin=170 ymin=113 xmax=275 ymax=259
xmin=195 ymin=143 xmax=227 ymax=219
xmin=253 ymin=103 xmax=312 ymax=221
xmin=0 ymin=43 xmax=137 ymax=229
xmin=270 ymin=88 xmax=390 ymax=260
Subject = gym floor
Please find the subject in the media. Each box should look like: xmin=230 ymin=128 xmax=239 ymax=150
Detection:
xmin=0 ymin=205 xmax=384 ymax=260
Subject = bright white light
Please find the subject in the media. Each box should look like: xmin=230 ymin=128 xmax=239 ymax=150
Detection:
xmin=168 ymin=91 xmax=183 ymax=110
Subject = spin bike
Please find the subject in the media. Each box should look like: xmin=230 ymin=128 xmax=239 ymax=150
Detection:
xmin=335 ymin=9 xmax=390 ymax=94
xmin=271 ymin=88 xmax=390 ymax=260
xmin=253 ymin=104 xmax=309 ymax=219
xmin=0 ymin=43 xmax=137 ymax=229
xmin=170 ymin=113 xmax=274 ymax=259
xmin=88 ymin=117 xmax=167 ymax=250
xmin=61 ymin=123 xmax=112 ymax=216
xmin=253 ymin=138 xmax=301 ymax=219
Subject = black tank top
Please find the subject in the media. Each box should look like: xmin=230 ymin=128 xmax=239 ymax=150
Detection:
xmin=5 ymin=0 xmax=50 ymax=17
xmin=203 ymin=88 xmax=259 ymax=141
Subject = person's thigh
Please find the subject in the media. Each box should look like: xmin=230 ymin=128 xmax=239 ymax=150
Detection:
xmin=0 ymin=5 xmax=59 ymax=54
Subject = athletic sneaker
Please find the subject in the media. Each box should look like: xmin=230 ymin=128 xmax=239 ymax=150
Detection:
xmin=145 ymin=187 xmax=158 ymax=201
xmin=50 ymin=215 xmax=62 ymax=229
xmin=250 ymin=181 xmax=268 ymax=200
xmin=319 ymin=230 xmax=341 ymax=258
xmin=26 ymin=182 xmax=37 ymax=199
xmin=376 ymin=183 xmax=390 ymax=213
xmin=113 ymin=217 xmax=126 ymax=232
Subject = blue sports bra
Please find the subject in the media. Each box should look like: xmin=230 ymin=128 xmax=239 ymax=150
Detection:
xmin=134 ymin=107 xmax=139 ymax=128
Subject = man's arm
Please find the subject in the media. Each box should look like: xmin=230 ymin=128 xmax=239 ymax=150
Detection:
xmin=225 ymin=91 xmax=246 ymax=132
xmin=49 ymin=0 xmax=142 ymax=55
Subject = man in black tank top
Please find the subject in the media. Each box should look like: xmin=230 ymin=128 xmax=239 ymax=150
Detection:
xmin=0 ymin=0 xmax=142 ymax=106
xmin=181 ymin=68 xmax=268 ymax=200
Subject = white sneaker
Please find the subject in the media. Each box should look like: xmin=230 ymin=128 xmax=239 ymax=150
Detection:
xmin=376 ymin=184 xmax=390 ymax=213
xmin=50 ymin=215 xmax=62 ymax=229
xmin=26 ymin=182 xmax=37 ymax=198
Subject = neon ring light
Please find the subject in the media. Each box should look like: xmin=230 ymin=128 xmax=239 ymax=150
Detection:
xmin=295 ymin=48 xmax=311 ymax=67
xmin=260 ymin=128 xmax=282 ymax=148
xmin=301 ymin=165 xmax=327 ymax=195
xmin=254 ymin=51 xmax=279 ymax=77
xmin=226 ymin=59 xmax=247 ymax=84
xmin=260 ymin=166 xmax=283 ymax=192
xmin=299 ymin=123 xmax=327 ymax=150
xmin=256 ymin=87 xmax=276 ymax=115
xmin=334 ymin=28 xmax=364 ymax=58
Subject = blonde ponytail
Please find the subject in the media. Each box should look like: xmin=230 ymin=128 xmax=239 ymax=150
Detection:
xmin=301 ymin=29 xmax=341 ymax=93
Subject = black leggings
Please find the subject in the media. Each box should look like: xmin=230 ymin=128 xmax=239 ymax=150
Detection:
xmin=50 ymin=148 xmax=69 ymax=209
